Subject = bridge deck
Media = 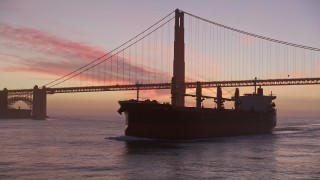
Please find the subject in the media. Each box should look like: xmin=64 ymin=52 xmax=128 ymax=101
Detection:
xmin=6 ymin=78 xmax=320 ymax=95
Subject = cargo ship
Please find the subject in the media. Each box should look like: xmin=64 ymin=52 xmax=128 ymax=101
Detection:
xmin=118 ymin=9 xmax=276 ymax=140
xmin=118 ymin=82 xmax=277 ymax=140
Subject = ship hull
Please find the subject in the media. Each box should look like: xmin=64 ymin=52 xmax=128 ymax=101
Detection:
xmin=118 ymin=101 xmax=277 ymax=140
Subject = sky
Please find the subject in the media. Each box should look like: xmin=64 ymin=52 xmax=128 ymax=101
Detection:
xmin=0 ymin=0 xmax=319 ymax=117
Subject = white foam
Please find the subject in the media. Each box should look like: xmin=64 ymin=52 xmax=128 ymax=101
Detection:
xmin=107 ymin=136 xmax=153 ymax=141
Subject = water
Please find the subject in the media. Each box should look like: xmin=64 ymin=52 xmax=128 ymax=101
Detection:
xmin=1 ymin=116 xmax=320 ymax=179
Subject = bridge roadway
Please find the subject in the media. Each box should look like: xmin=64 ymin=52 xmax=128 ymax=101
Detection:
xmin=7 ymin=78 xmax=320 ymax=95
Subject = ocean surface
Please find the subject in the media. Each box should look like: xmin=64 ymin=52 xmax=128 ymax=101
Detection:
xmin=1 ymin=116 xmax=320 ymax=179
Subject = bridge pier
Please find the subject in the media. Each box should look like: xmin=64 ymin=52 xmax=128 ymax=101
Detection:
xmin=0 ymin=88 xmax=8 ymax=113
xmin=196 ymin=81 xmax=202 ymax=109
xmin=216 ymin=86 xmax=224 ymax=110
xmin=32 ymin=85 xmax=47 ymax=120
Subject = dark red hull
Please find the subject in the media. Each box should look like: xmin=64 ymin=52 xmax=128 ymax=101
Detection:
xmin=118 ymin=101 xmax=277 ymax=140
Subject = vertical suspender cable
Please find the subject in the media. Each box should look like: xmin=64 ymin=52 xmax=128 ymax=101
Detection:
xmin=129 ymin=47 xmax=131 ymax=84
xmin=123 ymin=50 xmax=124 ymax=84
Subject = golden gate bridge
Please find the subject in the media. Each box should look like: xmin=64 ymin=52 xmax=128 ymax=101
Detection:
xmin=1 ymin=9 xmax=319 ymax=119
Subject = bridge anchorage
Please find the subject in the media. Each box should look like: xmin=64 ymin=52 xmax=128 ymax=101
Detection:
xmin=1 ymin=9 xmax=319 ymax=120
xmin=0 ymin=86 xmax=47 ymax=119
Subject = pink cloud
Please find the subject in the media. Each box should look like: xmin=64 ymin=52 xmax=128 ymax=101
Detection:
xmin=0 ymin=23 xmax=172 ymax=86
xmin=3 ymin=60 xmax=74 ymax=77
xmin=0 ymin=23 xmax=106 ymax=60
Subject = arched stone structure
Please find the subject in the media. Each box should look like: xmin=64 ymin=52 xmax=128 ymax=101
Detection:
xmin=8 ymin=96 xmax=33 ymax=109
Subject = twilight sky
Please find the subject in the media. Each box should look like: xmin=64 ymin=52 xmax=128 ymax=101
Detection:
xmin=0 ymin=0 xmax=319 ymax=117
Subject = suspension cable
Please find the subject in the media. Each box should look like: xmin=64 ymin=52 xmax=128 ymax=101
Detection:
xmin=182 ymin=10 xmax=320 ymax=51
xmin=44 ymin=10 xmax=175 ymax=87
xmin=48 ymin=17 xmax=175 ymax=87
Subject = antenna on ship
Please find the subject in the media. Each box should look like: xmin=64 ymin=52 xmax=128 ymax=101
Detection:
xmin=234 ymin=88 xmax=239 ymax=110
xmin=254 ymin=77 xmax=257 ymax=94
xmin=136 ymin=81 xmax=140 ymax=101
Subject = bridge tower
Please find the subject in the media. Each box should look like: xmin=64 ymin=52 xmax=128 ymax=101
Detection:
xmin=172 ymin=9 xmax=185 ymax=107
xmin=0 ymin=88 xmax=8 ymax=113
xmin=32 ymin=85 xmax=47 ymax=120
